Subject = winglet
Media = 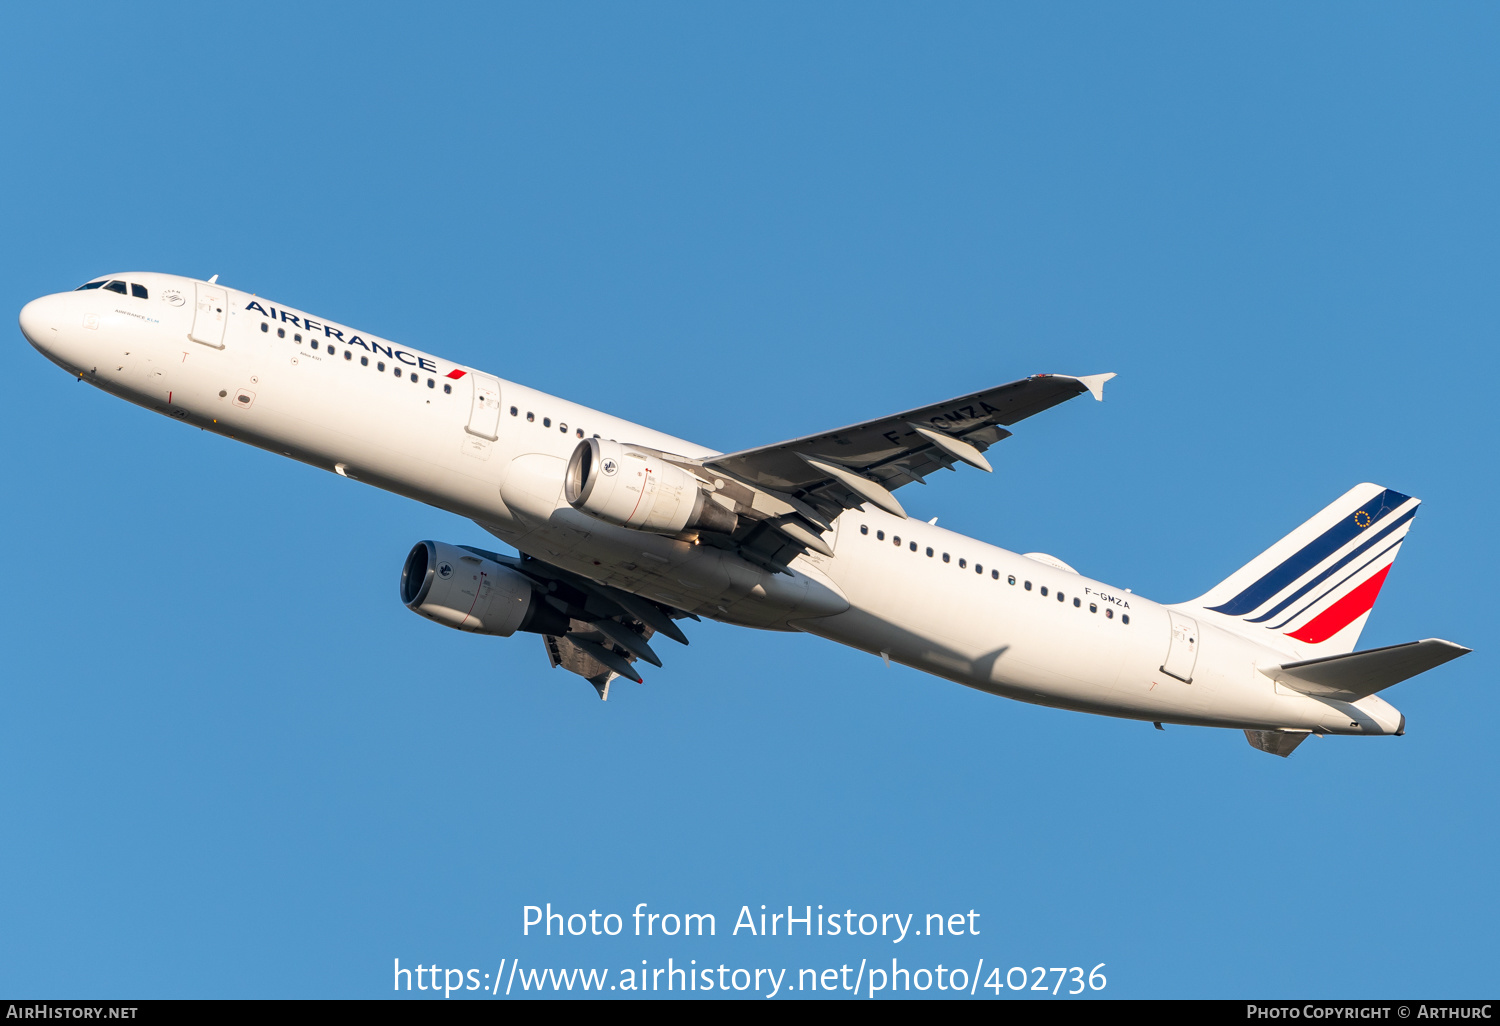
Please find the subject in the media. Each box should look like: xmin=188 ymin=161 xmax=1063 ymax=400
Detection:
xmin=1074 ymin=372 xmax=1116 ymax=401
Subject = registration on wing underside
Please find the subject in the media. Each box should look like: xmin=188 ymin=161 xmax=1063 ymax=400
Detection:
xmin=702 ymin=373 xmax=1111 ymax=507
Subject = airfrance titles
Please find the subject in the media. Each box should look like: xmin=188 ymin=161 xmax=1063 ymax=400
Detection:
xmin=244 ymin=300 xmax=440 ymax=373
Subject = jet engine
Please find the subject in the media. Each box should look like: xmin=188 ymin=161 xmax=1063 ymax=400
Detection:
xmin=400 ymin=540 xmax=568 ymax=636
xmin=564 ymin=438 xmax=737 ymax=536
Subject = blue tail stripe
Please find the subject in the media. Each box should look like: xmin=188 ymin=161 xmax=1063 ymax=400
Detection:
xmin=1243 ymin=507 xmax=1416 ymax=623
xmin=1268 ymin=536 xmax=1404 ymax=631
xmin=1207 ymin=488 xmax=1411 ymax=616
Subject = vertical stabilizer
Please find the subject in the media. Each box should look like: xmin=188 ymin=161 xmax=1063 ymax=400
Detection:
xmin=1188 ymin=484 xmax=1420 ymax=657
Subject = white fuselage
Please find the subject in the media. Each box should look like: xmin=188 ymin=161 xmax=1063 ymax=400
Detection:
xmin=20 ymin=273 xmax=1403 ymax=736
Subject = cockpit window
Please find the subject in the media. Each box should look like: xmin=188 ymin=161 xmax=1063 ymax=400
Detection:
xmin=75 ymin=281 xmax=105 ymax=290
xmin=103 ymin=281 xmax=127 ymax=295
xmin=131 ymin=283 xmax=148 ymax=299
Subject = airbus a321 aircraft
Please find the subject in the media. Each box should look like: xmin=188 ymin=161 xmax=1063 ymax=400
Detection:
xmin=20 ymin=273 xmax=1469 ymax=756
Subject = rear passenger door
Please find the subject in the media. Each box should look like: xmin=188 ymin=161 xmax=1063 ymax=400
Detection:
xmin=1160 ymin=611 xmax=1200 ymax=683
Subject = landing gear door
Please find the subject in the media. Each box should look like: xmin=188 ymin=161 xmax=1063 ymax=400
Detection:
xmin=466 ymin=373 xmax=502 ymax=440
xmin=1160 ymin=611 xmax=1199 ymax=683
xmin=190 ymin=283 xmax=228 ymax=349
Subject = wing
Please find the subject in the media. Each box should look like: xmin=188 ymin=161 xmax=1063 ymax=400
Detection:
xmin=460 ymin=543 xmax=697 ymax=700
xmin=703 ymin=372 xmax=1115 ymax=522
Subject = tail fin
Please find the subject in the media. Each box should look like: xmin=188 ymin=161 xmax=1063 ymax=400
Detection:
xmin=1189 ymin=483 xmax=1420 ymax=657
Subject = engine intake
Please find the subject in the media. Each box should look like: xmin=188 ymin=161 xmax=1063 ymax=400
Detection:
xmin=565 ymin=438 xmax=737 ymax=536
xmin=400 ymin=540 xmax=568 ymax=636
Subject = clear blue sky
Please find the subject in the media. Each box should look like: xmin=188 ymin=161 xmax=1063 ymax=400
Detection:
xmin=1 ymin=2 xmax=1494 ymax=999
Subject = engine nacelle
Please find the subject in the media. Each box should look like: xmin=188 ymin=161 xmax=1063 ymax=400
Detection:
xmin=400 ymin=541 xmax=567 ymax=637
xmin=564 ymin=438 xmax=737 ymax=536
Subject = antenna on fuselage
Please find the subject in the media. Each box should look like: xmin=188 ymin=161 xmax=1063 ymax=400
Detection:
xmin=207 ymin=274 xmax=219 ymax=284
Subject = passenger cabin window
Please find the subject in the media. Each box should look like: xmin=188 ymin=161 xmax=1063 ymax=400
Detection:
xmin=1073 ymin=597 xmax=1081 ymax=607
xmin=909 ymin=541 xmax=917 ymax=552
xmin=103 ymin=281 xmax=127 ymax=295
xmin=130 ymin=284 xmax=148 ymax=299
xmin=1007 ymin=575 xmax=1015 ymax=584
xmin=1040 ymin=586 xmax=1048 ymax=596
xmin=1024 ymin=581 xmax=1032 ymax=590
xmin=876 ymin=531 xmax=885 ymax=541
xmin=443 ymin=383 xmax=452 ymax=394
xmin=294 ymin=333 xmax=302 ymax=343
xmin=1122 ymin=615 xmax=1130 ymax=625
xmin=526 ymin=412 xmax=535 ymax=422
xmin=260 ymin=323 xmax=268 ymax=333
xmin=360 ymin=356 xmax=369 ymax=366
xmin=279 ymin=328 xmax=287 ymax=339
xmin=511 ymin=407 xmax=518 ymax=416
xmin=893 ymin=536 xmax=901 ymax=546
xmin=543 ymin=417 xmax=551 ymax=427
xmin=378 ymin=361 xmax=386 ymax=371
xmin=1106 ymin=609 xmax=1114 ymax=619
xmin=958 ymin=558 xmax=967 ymax=569
xmin=409 ymin=372 xmax=418 ymax=382
xmin=942 ymin=553 xmax=950 ymax=563
xmin=860 ymin=525 xmax=868 ymax=535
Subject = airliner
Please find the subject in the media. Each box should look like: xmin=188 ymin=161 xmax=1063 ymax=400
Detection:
xmin=19 ymin=272 xmax=1469 ymax=756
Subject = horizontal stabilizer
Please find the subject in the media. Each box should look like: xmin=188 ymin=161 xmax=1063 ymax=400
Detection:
xmin=1263 ymin=638 xmax=1469 ymax=701
xmin=1245 ymin=730 xmax=1310 ymax=758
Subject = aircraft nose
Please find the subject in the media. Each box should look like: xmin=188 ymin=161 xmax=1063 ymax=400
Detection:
xmin=19 ymin=293 xmax=66 ymax=351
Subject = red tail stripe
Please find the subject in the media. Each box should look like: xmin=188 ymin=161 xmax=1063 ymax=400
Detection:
xmin=1285 ymin=564 xmax=1391 ymax=644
